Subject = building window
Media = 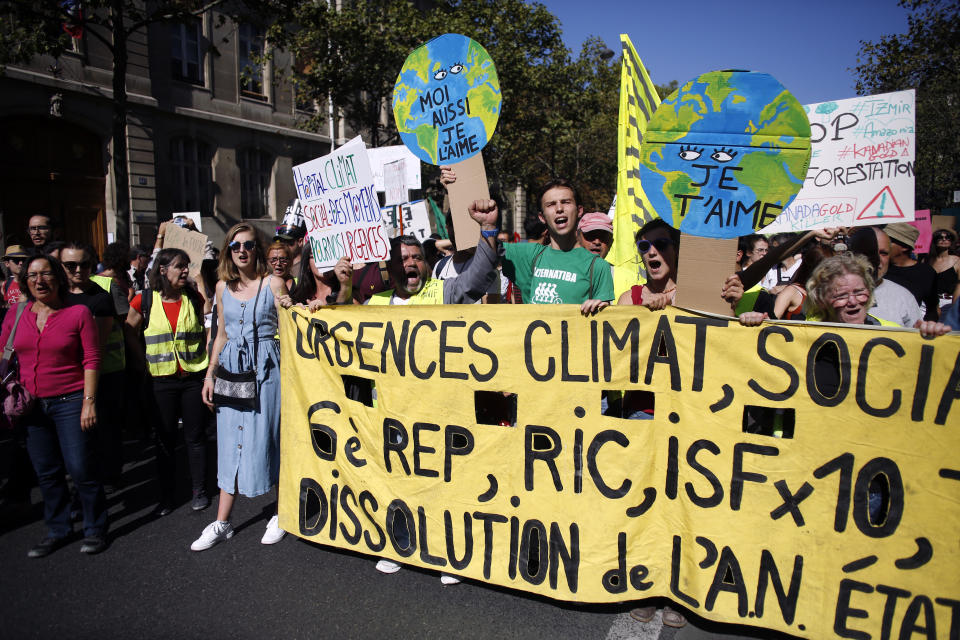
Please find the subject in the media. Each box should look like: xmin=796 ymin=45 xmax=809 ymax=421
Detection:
xmin=171 ymin=20 xmax=203 ymax=84
xmin=169 ymin=137 xmax=212 ymax=215
xmin=238 ymin=148 xmax=272 ymax=219
xmin=238 ymin=23 xmax=265 ymax=98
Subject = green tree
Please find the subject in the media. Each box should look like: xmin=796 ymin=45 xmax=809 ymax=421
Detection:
xmin=281 ymin=0 xmax=627 ymax=214
xmin=277 ymin=0 xmax=434 ymax=148
xmin=0 ymin=0 xmax=288 ymax=246
xmin=853 ymin=0 xmax=960 ymax=210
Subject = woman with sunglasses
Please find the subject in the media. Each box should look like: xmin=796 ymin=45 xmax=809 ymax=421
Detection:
xmin=926 ymin=229 xmax=960 ymax=306
xmin=617 ymin=219 xmax=680 ymax=310
xmin=192 ymin=223 xmax=291 ymax=551
xmin=126 ymin=248 xmax=212 ymax=515
xmin=1 ymin=251 xmax=107 ymax=556
xmin=61 ymin=242 xmax=126 ymax=490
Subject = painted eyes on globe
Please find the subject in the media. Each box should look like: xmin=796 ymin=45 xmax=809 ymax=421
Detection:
xmin=449 ymin=62 xmax=463 ymax=74
xmin=710 ymin=147 xmax=737 ymax=162
xmin=678 ymin=145 xmax=703 ymax=161
xmin=433 ymin=69 xmax=447 ymax=80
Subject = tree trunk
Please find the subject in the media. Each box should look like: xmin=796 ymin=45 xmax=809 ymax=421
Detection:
xmin=110 ymin=0 xmax=131 ymax=247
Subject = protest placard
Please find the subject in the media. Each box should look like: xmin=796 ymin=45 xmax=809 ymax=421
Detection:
xmin=392 ymin=33 xmax=501 ymax=166
xmin=171 ymin=211 xmax=202 ymax=232
xmin=292 ymin=136 xmax=390 ymax=270
xmin=639 ymin=70 xmax=811 ymax=240
xmin=910 ymin=210 xmax=931 ymax=254
xmin=368 ymin=145 xmax=422 ymax=192
xmin=163 ymin=223 xmax=207 ymax=279
xmin=761 ymin=90 xmax=916 ymax=234
xmin=381 ymin=200 xmax=432 ymax=240
xmin=384 ymin=159 xmax=408 ymax=207
xmin=279 ymin=305 xmax=960 ymax=639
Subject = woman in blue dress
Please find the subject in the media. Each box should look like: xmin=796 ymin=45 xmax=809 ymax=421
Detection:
xmin=192 ymin=223 xmax=291 ymax=551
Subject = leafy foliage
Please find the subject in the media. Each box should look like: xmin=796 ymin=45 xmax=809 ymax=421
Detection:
xmin=854 ymin=0 xmax=960 ymax=210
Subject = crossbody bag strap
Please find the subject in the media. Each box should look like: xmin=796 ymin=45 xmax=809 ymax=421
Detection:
xmin=3 ymin=302 xmax=28 ymax=363
xmin=250 ymin=277 xmax=265 ymax=368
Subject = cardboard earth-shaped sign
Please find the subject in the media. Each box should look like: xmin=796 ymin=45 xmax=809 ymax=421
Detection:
xmin=392 ymin=33 xmax=501 ymax=166
xmin=638 ymin=70 xmax=811 ymax=239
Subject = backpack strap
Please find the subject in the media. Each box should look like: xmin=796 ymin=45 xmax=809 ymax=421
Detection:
xmin=141 ymin=289 xmax=153 ymax=330
xmin=587 ymin=255 xmax=598 ymax=299
xmin=3 ymin=302 xmax=27 ymax=363
xmin=531 ymin=245 xmax=547 ymax=278
xmin=434 ymin=255 xmax=453 ymax=278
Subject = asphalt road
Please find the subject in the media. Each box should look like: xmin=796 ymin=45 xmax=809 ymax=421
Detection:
xmin=0 ymin=437 xmax=798 ymax=640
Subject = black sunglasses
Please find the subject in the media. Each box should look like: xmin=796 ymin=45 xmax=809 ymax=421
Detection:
xmin=5 ymin=257 xmax=26 ymax=264
xmin=637 ymin=237 xmax=674 ymax=254
xmin=62 ymin=261 xmax=91 ymax=271
xmin=229 ymin=240 xmax=257 ymax=253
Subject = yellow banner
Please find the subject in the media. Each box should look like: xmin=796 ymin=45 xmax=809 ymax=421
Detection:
xmin=279 ymin=305 xmax=960 ymax=639
xmin=611 ymin=34 xmax=662 ymax=298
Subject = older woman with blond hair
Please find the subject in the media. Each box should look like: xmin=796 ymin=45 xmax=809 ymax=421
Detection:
xmin=742 ymin=252 xmax=951 ymax=337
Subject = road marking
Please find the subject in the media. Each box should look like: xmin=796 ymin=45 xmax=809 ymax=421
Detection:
xmin=604 ymin=611 xmax=663 ymax=640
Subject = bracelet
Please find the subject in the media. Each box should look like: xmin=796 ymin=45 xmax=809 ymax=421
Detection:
xmin=84 ymin=395 xmax=95 ymax=401
xmin=204 ymin=377 xmax=214 ymax=381
xmin=480 ymin=228 xmax=499 ymax=239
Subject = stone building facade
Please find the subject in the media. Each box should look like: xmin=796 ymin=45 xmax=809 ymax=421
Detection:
xmin=0 ymin=9 xmax=344 ymax=255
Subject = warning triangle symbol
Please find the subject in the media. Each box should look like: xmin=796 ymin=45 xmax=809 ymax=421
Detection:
xmin=857 ymin=186 xmax=905 ymax=220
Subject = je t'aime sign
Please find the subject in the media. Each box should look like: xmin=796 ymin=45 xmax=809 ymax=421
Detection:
xmin=292 ymin=136 xmax=390 ymax=270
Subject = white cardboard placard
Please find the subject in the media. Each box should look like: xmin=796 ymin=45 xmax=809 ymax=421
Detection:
xmin=762 ymin=89 xmax=915 ymax=233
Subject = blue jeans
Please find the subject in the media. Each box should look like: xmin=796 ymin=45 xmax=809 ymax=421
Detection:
xmin=25 ymin=391 xmax=107 ymax=538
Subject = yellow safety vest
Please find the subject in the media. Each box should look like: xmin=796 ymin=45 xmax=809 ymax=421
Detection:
xmin=143 ymin=290 xmax=209 ymax=376
xmin=366 ymin=278 xmax=444 ymax=305
xmin=90 ymin=274 xmax=126 ymax=374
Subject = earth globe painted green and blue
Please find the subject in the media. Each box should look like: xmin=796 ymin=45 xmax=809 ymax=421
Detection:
xmin=638 ymin=71 xmax=811 ymax=239
xmin=392 ymin=33 xmax=501 ymax=165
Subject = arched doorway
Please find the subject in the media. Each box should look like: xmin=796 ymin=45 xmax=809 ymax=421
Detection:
xmin=0 ymin=116 xmax=107 ymax=258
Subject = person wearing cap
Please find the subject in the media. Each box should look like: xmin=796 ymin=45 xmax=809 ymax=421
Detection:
xmin=882 ymin=223 xmax=939 ymax=320
xmin=577 ymin=212 xmax=614 ymax=260
xmin=2 ymin=245 xmax=29 ymax=308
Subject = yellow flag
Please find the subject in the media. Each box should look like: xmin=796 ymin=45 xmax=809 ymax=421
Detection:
xmin=610 ymin=35 xmax=661 ymax=299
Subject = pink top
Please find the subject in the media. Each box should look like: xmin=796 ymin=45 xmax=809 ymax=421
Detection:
xmin=0 ymin=302 xmax=100 ymax=398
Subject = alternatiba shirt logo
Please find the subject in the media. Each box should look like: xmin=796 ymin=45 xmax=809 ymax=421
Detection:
xmin=533 ymin=282 xmax=562 ymax=304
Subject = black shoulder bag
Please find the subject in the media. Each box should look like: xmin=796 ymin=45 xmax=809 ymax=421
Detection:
xmin=212 ymin=278 xmax=263 ymax=410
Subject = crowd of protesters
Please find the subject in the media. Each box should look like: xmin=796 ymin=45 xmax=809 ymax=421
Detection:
xmin=1 ymin=178 xmax=958 ymax=628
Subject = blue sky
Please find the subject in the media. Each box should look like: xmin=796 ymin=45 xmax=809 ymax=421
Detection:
xmin=543 ymin=0 xmax=909 ymax=104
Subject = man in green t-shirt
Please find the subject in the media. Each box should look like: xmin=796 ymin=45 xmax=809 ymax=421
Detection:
xmin=442 ymin=169 xmax=613 ymax=313
xmin=501 ymin=179 xmax=613 ymax=313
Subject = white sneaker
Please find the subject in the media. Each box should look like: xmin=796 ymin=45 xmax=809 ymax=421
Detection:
xmin=261 ymin=514 xmax=286 ymax=545
xmin=440 ymin=574 xmax=461 ymax=585
xmin=375 ymin=559 xmax=401 ymax=574
xmin=190 ymin=520 xmax=233 ymax=551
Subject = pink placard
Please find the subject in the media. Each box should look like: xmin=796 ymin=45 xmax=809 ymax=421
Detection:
xmin=909 ymin=209 xmax=931 ymax=253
